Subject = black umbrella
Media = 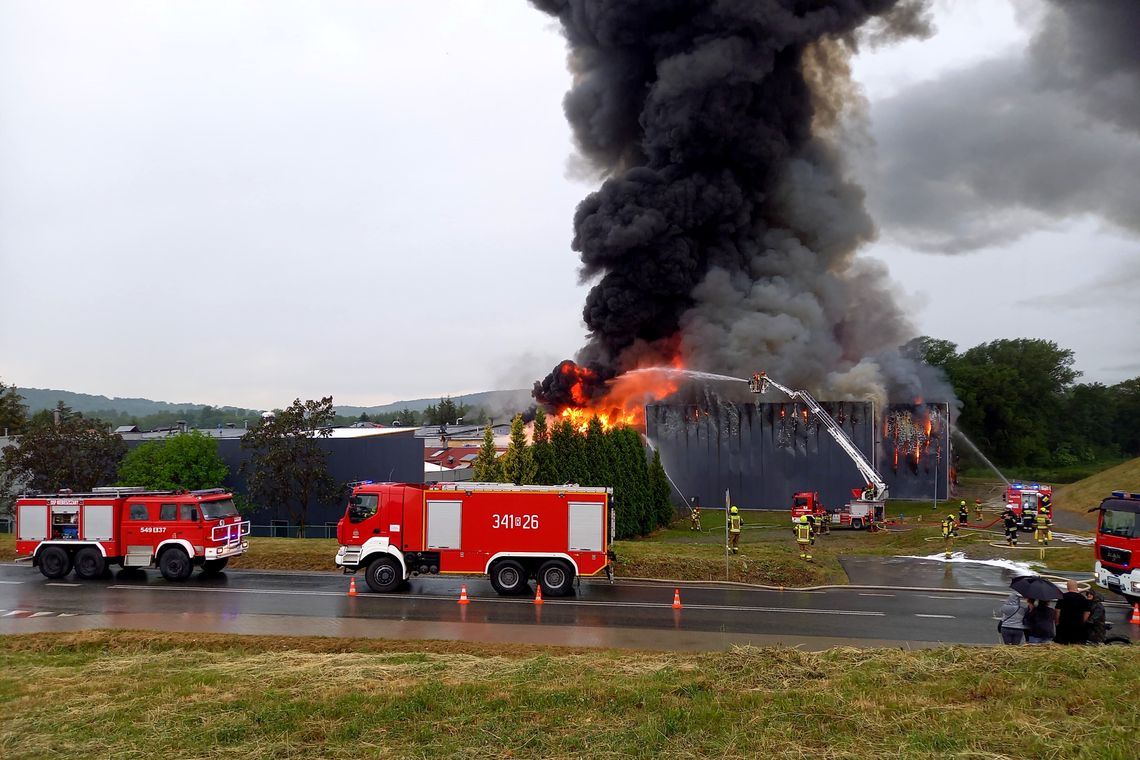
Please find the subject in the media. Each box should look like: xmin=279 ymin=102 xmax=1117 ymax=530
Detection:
xmin=1010 ymin=575 xmax=1063 ymax=601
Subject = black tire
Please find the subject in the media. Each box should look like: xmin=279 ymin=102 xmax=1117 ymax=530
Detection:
xmin=1104 ymin=635 xmax=1132 ymax=646
xmin=851 ymin=518 xmax=864 ymax=530
xmin=158 ymin=547 xmax=193 ymax=582
xmin=39 ymin=546 xmax=72 ymax=579
xmin=537 ymin=560 xmax=574 ymax=597
xmin=364 ymin=556 xmax=402 ymax=593
xmin=489 ymin=559 xmax=528 ymax=595
xmin=200 ymin=558 xmax=229 ymax=576
xmin=73 ymin=547 xmax=106 ymax=580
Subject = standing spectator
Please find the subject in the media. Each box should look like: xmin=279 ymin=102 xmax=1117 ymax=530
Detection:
xmin=1054 ymin=580 xmax=1092 ymax=644
xmin=997 ymin=592 xmax=1026 ymax=645
xmin=1083 ymin=589 xmax=1107 ymax=644
xmin=1024 ymin=599 xmax=1056 ymax=644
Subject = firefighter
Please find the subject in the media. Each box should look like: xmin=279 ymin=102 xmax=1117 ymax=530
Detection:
xmin=1034 ymin=505 xmax=1052 ymax=545
xmin=1001 ymin=507 xmax=1019 ymax=546
xmin=816 ymin=510 xmax=830 ymax=536
xmin=727 ymin=506 xmax=743 ymax=554
xmin=974 ymin=498 xmax=984 ymax=521
xmin=794 ymin=515 xmax=814 ymax=560
xmin=861 ymin=484 xmax=875 ymax=501
xmin=689 ymin=499 xmax=702 ymax=531
xmin=942 ymin=514 xmax=959 ymax=539
xmin=958 ymin=500 xmax=969 ymax=526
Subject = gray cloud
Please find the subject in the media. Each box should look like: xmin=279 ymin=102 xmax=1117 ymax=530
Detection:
xmin=867 ymin=0 xmax=1140 ymax=252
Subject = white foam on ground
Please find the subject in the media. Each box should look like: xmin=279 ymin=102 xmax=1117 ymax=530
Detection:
xmin=900 ymin=552 xmax=1043 ymax=575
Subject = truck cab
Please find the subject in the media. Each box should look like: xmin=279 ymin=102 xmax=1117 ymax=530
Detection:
xmin=1093 ymin=490 xmax=1140 ymax=605
xmin=791 ymin=491 xmax=826 ymax=524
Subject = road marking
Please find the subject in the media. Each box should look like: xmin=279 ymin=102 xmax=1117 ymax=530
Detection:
xmin=921 ymin=595 xmax=974 ymax=601
xmin=858 ymin=593 xmax=895 ymax=597
xmin=2 ymin=610 xmax=30 ymax=617
xmin=108 ymin=585 xmax=885 ymax=617
xmin=46 ymin=583 xmax=81 ymax=587
xmin=29 ymin=611 xmax=56 ymax=617
xmin=0 ymin=580 xmax=24 ymax=585
xmin=915 ymin=614 xmax=955 ymax=619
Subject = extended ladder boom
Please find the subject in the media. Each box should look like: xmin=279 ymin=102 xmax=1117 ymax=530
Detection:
xmin=748 ymin=372 xmax=888 ymax=501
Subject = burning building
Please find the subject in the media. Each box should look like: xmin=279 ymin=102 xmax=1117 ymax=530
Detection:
xmin=647 ymin=401 xmax=951 ymax=510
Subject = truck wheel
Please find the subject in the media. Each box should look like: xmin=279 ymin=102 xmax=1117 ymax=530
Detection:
xmin=200 ymin=558 xmax=229 ymax=576
xmin=851 ymin=518 xmax=864 ymax=530
xmin=73 ymin=547 xmax=106 ymax=580
xmin=159 ymin=548 xmax=193 ymax=582
xmin=489 ymin=559 xmax=528 ymax=595
xmin=538 ymin=560 xmax=574 ymax=597
xmin=364 ymin=556 xmax=402 ymax=593
xmin=39 ymin=546 xmax=72 ymax=579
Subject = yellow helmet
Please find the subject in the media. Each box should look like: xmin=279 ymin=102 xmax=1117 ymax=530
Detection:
xmin=799 ymin=515 xmax=809 ymax=524
xmin=730 ymin=506 xmax=739 ymax=515
xmin=960 ymin=500 xmax=966 ymax=507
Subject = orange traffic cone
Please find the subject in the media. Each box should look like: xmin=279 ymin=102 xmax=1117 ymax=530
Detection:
xmin=458 ymin=584 xmax=470 ymax=605
xmin=347 ymin=576 xmax=358 ymax=597
xmin=672 ymin=588 xmax=682 ymax=609
xmin=1130 ymin=603 xmax=1140 ymax=625
xmin=534 ymin=584 xmax=544 ymax=605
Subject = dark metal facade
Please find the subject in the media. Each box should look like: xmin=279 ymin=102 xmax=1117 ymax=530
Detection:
xmin=646 ymin=402 xmax=950 ymax=510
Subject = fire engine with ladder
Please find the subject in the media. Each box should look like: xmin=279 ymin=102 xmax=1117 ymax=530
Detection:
xmin=336 ymin=481 xmax=614 ymax=595
xmin=15 ymin=487 xmax=249 ymax=581
xmin=1005 ymin=482 xmax=1053 ymax=530
xmin=749 ymin=371 xmax=888 ymax=529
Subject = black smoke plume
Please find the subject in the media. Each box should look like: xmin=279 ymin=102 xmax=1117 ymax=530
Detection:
xmin=530 ymin=0 xmax=943 ymax=411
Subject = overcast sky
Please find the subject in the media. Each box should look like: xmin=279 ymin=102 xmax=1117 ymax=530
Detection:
xmin=1 ymin=0 xmax=1135 ymax=410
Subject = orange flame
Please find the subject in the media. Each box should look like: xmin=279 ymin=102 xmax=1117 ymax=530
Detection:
xmin=554 ymin=362 xmax=683 ymax=433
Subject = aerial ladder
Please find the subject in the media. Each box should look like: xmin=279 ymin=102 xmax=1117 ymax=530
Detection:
xmin=749 ymin=371 xmax=888 ymax=528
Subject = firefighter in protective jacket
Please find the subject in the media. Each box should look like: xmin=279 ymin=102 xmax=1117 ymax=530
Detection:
xmin=794 ymin=515 xmax=814 ymax=560
xmin=1033 ymin=505 xmax=1052 ymax=545
xmin=942 ymin=514 xmax=959 ymax=539
xmin=727 ymin=506 xmax=742 ymax=554
xmin=689 ymin=499 xmax=701 ymax=531
xmin=958 ymin=500 xmax=969 ymax=526
xmin=1001 ymin=508 xmax=1019 ymax=546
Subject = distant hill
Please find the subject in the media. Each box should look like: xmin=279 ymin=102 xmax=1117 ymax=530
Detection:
xmin=333 ymin=389 xmax=533 ymax=417
xmin=16 ymin=388 xmax=260 ymax=417
xmin=14 ymin=386 xmax=534 ymax=420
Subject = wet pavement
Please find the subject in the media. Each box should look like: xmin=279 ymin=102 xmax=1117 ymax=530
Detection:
xmin=1 ymin=560 xmax=1133 ymax=650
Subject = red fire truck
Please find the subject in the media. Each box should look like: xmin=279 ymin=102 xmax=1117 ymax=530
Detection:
xmin=792 ymin=492 xmax=826 ymax=523
xmin=1092 ymin=490 xmax=1140 ymax=605
xmin=335 ymin=481 xmax=614 ymax=596
xmin=15 ymin=487 xmax=249 ymax=581
xmin=1005 ymin=482 xmax=1053 ymax=530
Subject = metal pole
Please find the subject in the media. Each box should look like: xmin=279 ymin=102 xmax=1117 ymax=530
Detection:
xmin=724 ymin=488 xmax=730 ymax=580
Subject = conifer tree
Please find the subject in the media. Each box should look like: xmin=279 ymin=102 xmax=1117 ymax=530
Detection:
xmin=649 ymin=447 xmax=674 ymax=527
xmin=472 ymin=423 xmax=503 ymax=482
xmin=550 ymin=419 xmax=584 ymax=484
xmin=531 ymin=408 xmax=557 ymax=485
xmin=500 ymin=413 xmax=536 ymax=485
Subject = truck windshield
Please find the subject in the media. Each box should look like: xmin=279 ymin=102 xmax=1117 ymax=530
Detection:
xmin=348 ymin=494 xmax=379 ymax=523
xmin=794 ymin=497 xmax=809 ymax=508
xmin=1100 ymin=501 xmax=1140 ymax=539
xmin=201 ymin=499 xmax=239 ymax=520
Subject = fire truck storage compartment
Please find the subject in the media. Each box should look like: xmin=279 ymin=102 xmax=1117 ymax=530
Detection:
xmin=427 ymin=500 xmax=462 ymax=549
xmin=568 ymin=501 xmax=604 ymax=552
xmin=83 ymin=503 xmax=115 ymax=541
xmin=17 ymin=503 xmax=48 ymax=541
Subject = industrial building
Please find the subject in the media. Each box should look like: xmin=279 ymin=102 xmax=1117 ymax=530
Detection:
xmin=646 ymin=401 xmax=952 ymax=511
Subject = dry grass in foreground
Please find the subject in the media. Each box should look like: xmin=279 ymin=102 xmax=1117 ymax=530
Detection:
xmin=0 ymin=631 xmax=1136 ymax=759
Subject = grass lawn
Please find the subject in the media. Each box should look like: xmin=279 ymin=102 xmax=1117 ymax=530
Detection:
xmin=0 ymin=631 xmax=1135 ymax=759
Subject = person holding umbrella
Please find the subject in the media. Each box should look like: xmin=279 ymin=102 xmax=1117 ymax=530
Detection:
xmin=1010 ymin=575 xmax=1061 ymax=644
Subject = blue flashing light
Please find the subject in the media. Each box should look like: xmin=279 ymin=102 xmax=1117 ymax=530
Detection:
xmin=1032 ymin=483 xmax=1040 ymax=489
xmin=1112 ymin=490 xmax=1126 ymax=498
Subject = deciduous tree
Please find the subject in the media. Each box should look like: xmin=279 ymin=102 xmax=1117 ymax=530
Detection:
xmin=118 ymin=430 xmax=229 ymax=491
xmin=240 ymin=397 xmax=340 ymax=535
xmin=1 ymin=413 xmax=126 ymax=493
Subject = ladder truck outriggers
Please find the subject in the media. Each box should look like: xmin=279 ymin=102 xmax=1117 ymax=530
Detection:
xmin=749 ymin=371 xmax=888 ymax=529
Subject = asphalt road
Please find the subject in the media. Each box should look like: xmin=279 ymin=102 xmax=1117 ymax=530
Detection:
xmin=2 ymin=561 xmax=1134 ymax=650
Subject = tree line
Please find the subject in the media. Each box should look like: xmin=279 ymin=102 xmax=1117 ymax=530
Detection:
xmin=471 ymin=409 xmax=674 ymax=540
xmin=905 ymin=337 xmax=1140 ymax=470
